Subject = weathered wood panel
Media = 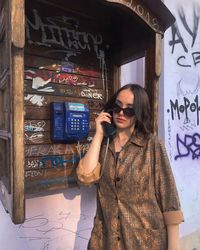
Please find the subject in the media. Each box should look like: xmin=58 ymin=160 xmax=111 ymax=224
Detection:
xmin=24 ymin=2 xmax=111 ymax=69
xmin=0 ymin=139 xmax=10 ymax=185
xmin=25 ymin=142 xmax=89 ymax=158
xmin=0 ymin=4 xmax=10 ymax=75
xmin=0 ymin=86 xmax=10 ymax=130
xmin=25 ymin=167 xmax=75 ymax=181
xmin=24 ymin=131 xmax=94 ymax=144
xmin=24 ymin=105 xmax=100 ymax=120
xmin=0 ymin=69 xmax=9 ymax=90
xmin=25 ymin=174 xmax=77 ymax=193
xmin=24 ymin=80 xmax=105 ymax=100
xmin=24 ymin=119 xmax=96 ymax=132
xmin=24 ymin=94 xmax=104 ymax=110
xmin=25 ymin=154 xmax=81 ymax=170
xmin=0 ymin=0 xmax=11 ymax=195
xmin=25 ymin=131 xmax=51 ymax=145
xmin=24 ymin=120 xmax=50 ymax=132
xmin=23 ymin=0 xmax=113 ymax=193
xmin=0 ymin=139 xmax=4 ymax=177
xmin=0 ymin=7 xmax=5 ymax=42
xmin=24 ymin=142 xmax=89 ymax=183
xmin=25 ymin=55 xmax=102 ymax=78
xmin=25 ymin=68 xmax=103 ymax=88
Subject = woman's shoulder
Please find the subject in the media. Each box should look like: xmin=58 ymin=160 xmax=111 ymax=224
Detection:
xmin=147 ymin=133 xmax=164 ymax=147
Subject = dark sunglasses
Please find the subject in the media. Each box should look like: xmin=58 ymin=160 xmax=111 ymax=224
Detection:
xmin=112 ymin=103 xmax=135 ymax=117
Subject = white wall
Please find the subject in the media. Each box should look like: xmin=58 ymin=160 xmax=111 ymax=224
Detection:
xmin=163 ymin=0 xmax=200 ymax=248
xmin=0 ymin=186 xmax=96 ymax=250
xmin=121 ymin=58 xmax=145 ymax=87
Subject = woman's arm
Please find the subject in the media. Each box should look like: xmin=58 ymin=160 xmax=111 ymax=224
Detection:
xmin=80 ymin=132 xmax=104 ymax=174
xmin=167 ymin=224 xmax=180 ymax=250
xmin=78 ymin=111 xmax=111 ymax=174
xmin=153 ymin=136 xmax=184 ymax=248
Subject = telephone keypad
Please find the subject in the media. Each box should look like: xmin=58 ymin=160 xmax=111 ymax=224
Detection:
xmin=68 ymin=117 xmax=89 ymax=132
xmin=67 ymin=117 xmax=88 ymax=132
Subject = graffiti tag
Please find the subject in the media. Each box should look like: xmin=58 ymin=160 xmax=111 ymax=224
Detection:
xmin=175 ymin=133 xmax=200 ymax=160
xmin=25 ymin=121 xmax=46 ymax=132
xmin=38 ymin=155 xmax=81 ymax=169
xmin=26 ymin=9 xmax=103 ymax=60
xmin=169 ymin=5 xmax=200 ymax=67
xmin=167 ymin=95 xmax=200 ymax=125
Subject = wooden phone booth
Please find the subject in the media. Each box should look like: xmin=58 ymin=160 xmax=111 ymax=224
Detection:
xmin=0 ymin=0 xmax=175 ymax=224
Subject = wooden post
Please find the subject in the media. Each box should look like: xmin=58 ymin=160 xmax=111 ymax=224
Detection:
xmin=113 ymin=65 xmax=121 ymax=96
xmin=145 ymin=33 xmax=162 ymax=135
xmin=11 ymin=0 xmax=25 ymax=223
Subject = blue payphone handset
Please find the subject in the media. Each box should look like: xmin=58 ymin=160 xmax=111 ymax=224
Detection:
xmin=51 ymin=102 xmax=90 ymax=143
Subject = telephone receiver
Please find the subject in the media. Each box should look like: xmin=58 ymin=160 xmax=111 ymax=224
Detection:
xmin=102 ymin=109 xmax=116 ymax=138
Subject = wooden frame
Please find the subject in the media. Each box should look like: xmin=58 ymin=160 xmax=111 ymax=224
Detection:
xmin=0 ymin=0 xmax=175 ymax=224
xmin=145 ymin=33 xmax=162 ymax=134
xmin=0 ymin=0 xmax=25 ymax=224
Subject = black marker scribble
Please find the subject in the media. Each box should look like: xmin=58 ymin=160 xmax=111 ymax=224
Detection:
xmin=18 ymin=211 xmax=93 ymax=250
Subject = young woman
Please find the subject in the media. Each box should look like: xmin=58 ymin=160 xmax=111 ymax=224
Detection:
xmin=76 ymin=83 xmax=184 ymax=250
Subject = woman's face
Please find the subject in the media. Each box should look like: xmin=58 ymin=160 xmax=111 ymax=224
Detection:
xmin=113 ymin=89 xmax=136 ymax=130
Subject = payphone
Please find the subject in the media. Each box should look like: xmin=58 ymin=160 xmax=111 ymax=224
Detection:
xmin=51 ymin=102 xmax=90 ymax=143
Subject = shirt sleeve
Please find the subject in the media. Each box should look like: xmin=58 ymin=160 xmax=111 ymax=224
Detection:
xmin=76 ymin=158 xmax=101 ymax=186
xmin=153 ymin=137 xmax=184 ymax=225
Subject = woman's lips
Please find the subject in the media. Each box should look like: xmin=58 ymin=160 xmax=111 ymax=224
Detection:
xmin=116 ymin=118 xmax=126 ymax=123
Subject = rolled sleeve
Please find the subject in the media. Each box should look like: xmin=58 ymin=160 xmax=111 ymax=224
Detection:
xmin=76 ymin=159 xmax=101 ymax=186
xmin=163 ymin=210 xmax=184 ymax=225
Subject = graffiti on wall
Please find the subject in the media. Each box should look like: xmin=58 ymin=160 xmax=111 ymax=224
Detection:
xmin=25 ymin=69 xmax=99 ymax=88
xmin=25 ymin=142 xmax=89 ymax=180
xmin=175 ymin=133 xmax=200 ymax=160
xmin=167 ymin=4 xmax=200 ymax=162
xmin=26 ymin=9 xmax=105 ymax=61
xmin=24 ymin=94 xmax=46 ymax=106
xmin=167 ymin=119 xmax=173 ymax=161
xmin=25 ymin=143 xmax=88 ymax=158
xmin=167 ymin=95 xmax=200 ymax=125
xmin=25 ymin=8 xmax=109 ymax=98
xmin=25 ymin=121 xmax=46 ymax=132
xmin=168 ymin=4 xmax=200 ymax=101
xmin=23 ymin=5 xmax=108 ymax=183
xmin=28 ymin=155 xmax=81 ymax=169
xmin=169 ymin=5 xmax=200 ymax=67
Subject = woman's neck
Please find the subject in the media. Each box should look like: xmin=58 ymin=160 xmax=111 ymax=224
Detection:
xmin=116 ymin=126 xmax=134 ymax=141
xmin=114 ymin=127 xmax=135 ymax=153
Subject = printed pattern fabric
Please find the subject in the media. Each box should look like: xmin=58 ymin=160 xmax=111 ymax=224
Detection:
xmin=77 ymin=131 xmax=184 ymax=250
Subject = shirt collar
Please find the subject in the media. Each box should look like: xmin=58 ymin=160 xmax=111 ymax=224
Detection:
xmin=129 ymin=130 xmax=147 ymax=147
xmin=104 ymin=129 xmax=147 ymax=152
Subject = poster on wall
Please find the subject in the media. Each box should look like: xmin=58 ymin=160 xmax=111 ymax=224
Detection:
xmin=164 ymin=0 xmax=200 ymax=248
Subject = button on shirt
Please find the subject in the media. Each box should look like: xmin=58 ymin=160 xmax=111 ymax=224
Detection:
xmin=77 ymin=131 xmax=184 ymax=250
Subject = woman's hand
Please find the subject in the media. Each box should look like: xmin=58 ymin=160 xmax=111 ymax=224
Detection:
xmin=76 ymin=112 xmax=112 ymax=177
xmin=95 ymin=111 xmax=112 ymax=136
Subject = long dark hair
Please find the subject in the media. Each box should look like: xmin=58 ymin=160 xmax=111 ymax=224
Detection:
xmin=104 ymin=83 xmax=152 ymax=134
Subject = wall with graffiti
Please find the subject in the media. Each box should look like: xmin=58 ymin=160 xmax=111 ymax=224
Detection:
xmin=164 ymin=0 xmax=200 ymax=248
xmin=23 ymin=0 xmax=113 ymax=192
